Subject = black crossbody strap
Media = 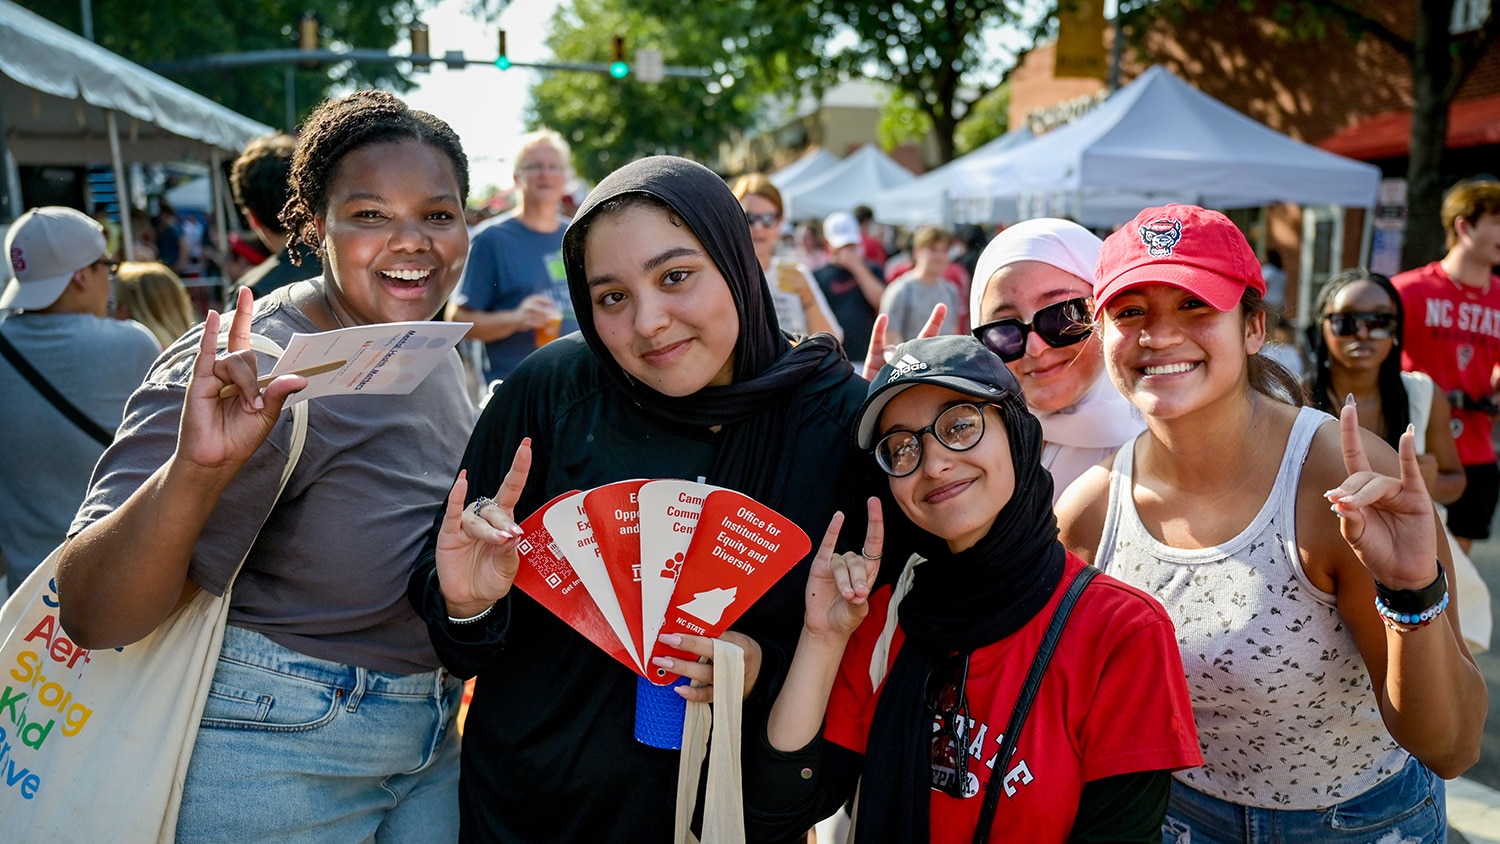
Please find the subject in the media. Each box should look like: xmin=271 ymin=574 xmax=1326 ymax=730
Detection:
xmin=0 ymin=329 xmax=114 ymax=446
xmin=972 ymin=564 xmax=1100 ymax=844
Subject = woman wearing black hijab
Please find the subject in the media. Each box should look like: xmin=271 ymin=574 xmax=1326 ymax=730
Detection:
xmin=743 ymin=335 xmax=1202 ymax=844
xmin=408 ymin=156 xmax=878 ymax=842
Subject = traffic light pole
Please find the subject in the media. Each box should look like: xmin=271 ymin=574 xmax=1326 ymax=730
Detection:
xmin=148 ymin=49 xmax=710 ymax=79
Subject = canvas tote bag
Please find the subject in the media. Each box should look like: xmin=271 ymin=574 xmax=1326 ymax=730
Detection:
xmin=0 ymin=333 xmax=307 ymax=841
xmin=673 ymin=638 xmax=746 ymax=844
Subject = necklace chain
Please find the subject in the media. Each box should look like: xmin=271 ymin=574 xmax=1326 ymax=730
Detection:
xmin=323 ymin=287 xmax=347 ymax=330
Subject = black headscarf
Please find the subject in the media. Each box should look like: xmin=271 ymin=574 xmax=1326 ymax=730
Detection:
xmin=561 ymin=156 xmax=851 ymax=505
xmin=854 ymin=359 xmax=1064 ymax=843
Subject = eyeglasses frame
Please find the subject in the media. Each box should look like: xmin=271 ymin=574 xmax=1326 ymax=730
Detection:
xmin=873 ymin=401 xmax=1003 ymax=478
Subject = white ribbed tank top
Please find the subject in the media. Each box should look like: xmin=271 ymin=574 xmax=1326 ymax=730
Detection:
xmin=1096 ymin=406 xmax=1407 ymax=809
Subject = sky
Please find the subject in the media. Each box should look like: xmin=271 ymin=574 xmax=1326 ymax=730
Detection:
xmin=401 ymin=0 xmax=565 ymax=194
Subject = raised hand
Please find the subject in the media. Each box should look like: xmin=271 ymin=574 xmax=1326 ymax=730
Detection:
xmin=804 ymin=497 xmax=883 ymax=640
xmin=178 ymin=286 xmax=306 ymax=474
xmin=434 ymin=440 xmax=533 ymax=616
xmin=1326 ymin=401 xmax=1441 ymax=589
xmin=860 ymin=304 xmax=948 ymax=381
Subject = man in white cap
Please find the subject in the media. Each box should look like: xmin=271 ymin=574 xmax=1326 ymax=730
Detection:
xmin=968 ymin=218 xmax=1144 ymax=502
xmin=0 ymin=206 xmax=160 ymax=595
xmin=814 ymin=210 xmax=886 ymax=360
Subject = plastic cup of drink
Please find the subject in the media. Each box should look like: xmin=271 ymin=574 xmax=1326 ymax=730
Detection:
xmin=535 ymin=313 xmax=563 ymax=346
xmin=774 ymin=262 xmax=804 ymax=294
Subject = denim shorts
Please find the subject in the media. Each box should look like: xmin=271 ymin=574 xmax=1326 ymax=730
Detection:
xmin=176 ymin=625 xmax=462 ymax=843
xmin=1162 ymin=755 xmax=1446 ymax=844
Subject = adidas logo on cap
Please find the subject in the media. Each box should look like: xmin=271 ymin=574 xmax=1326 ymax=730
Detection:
xmin=886 ymin=353 xmax=929 ymax=382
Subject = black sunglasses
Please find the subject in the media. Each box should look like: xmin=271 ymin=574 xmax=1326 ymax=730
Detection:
xmin=970 ymin=297 xmax=1092 ymax=362
xmin=874 ymin=402 xmax=999 ymax=478
xmin=744 ymin=211 xmax=780 ymax=229
xmin=926 ymin=651 xmax=972 ymax=799
xmin=1324 ymin=311 xmax=1397 ymax=339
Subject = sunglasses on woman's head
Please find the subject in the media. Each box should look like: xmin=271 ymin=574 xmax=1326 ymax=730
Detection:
xmin=970 ymin=297 xmax=1092 ymax=363
xmin=744 ymin=211 xmax=780 ymax=229
xmin=1323 ymin=311 xmax=1397 ymax=339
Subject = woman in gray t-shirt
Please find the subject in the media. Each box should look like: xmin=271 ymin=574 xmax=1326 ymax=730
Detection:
xmin=56 ymin=91 xmax=476 ymax=842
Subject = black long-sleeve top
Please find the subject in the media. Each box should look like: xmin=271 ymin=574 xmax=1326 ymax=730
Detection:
xmin=409 ymin=335 xmax=881 ymax=843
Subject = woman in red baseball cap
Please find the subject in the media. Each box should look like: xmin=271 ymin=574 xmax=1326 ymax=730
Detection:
xmin=1058 ymin=204 xmax=1486 ymax=844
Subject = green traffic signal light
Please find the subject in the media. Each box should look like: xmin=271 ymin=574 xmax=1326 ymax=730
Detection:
xmin=609 ymin=34 xmax=628 ymax=79
xmin=496 ymin=30 xmax=510 ymax=70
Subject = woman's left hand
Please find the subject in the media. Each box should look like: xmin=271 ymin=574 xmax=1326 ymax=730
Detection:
xmin=1327 ymin=401 xmax=1441 ymax=589
xmin=655 ymin=631 xmax=762 ymax=704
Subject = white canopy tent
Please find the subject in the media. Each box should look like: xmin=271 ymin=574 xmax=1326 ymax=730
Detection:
xmin=780 ymin=143 xmax=916 ymax=221
xmin=870 ymin=128 xmax=1035 ymax=228
xmin=768 ymin=148 xmax=840 ymax=191
xmin=947 ymin=66 xmax=1382 ymax=226
xmin=0 ymin=0 xmax=274 ymax=246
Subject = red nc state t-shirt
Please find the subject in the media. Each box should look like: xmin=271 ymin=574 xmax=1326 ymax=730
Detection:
xmin=1395 ymin=262 xmax=1500 ymax=464
xmin=825 ymin=554 xmax=1202 ymax=844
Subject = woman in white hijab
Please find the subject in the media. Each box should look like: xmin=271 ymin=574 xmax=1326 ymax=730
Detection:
xmin=968 ymin=218 xmax=1143 ymax=500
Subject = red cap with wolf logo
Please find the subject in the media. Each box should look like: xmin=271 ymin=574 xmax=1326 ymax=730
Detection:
xmin=1092 ymin=204 xmax=1265 ymax=318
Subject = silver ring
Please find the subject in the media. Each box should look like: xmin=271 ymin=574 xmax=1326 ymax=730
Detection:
xmin=469 ymin=497 xmax=495 ymax=517
xmin=862 ymin=549 xmax=881 ymax=561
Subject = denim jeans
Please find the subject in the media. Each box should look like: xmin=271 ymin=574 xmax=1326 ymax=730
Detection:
xmin=1162 ymin=755 xmax=1446 ymax=844
xmin=176 ymin=625 xmax=462 ymax=843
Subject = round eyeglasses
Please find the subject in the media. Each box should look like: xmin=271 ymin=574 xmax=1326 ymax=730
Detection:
xmin=1323 ymin=311 xmax=1396 ymax=339
xmin=970 ymin=296 xmax=1092 ymax=362
xmin=874 ymin=402 xmax=998 ymax=478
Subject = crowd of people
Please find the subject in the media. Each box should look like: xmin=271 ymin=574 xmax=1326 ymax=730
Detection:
xmin=0 ymin=87 xmax=1495 ymax=843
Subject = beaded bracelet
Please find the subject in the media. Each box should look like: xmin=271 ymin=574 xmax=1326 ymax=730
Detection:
xmin=1375 ymin=591 xmax=1449 ymax=633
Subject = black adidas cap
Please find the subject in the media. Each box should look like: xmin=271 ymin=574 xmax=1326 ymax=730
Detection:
xmin=854 ymin=335 xmax=1022 ymax=450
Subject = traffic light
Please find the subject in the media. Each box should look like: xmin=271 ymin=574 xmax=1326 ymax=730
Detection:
xmin=409 ymin=21 xmax=430 ymax=70
xmin=298 ymin=11 xmax=320 ymax=68
xmin=495 ymin=30 xmax=511 ymax=70
xmin=609 ymin=35 xmax=628 ymax=79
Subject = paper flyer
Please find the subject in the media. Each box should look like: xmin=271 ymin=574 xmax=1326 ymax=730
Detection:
xmin=264 ymin=320 xmax=472 ymax=403
xmin=541 ymin=492 xmax=643 ymax=672
xmin=636 ymin=480 xmax=722 ymax=675
xmin=509 ymin=491 xmax=640 ymax=675
xmin=645 ymin=489 xmax=811 ymax=680
xmin=514 ymin=480 xmax=810 ymax=685
xmin=583 ymin=480 xmax=650 ymax=664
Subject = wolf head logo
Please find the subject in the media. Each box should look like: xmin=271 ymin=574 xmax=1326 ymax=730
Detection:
xmin=1138 ymin=218 xmax=1183 ymax=258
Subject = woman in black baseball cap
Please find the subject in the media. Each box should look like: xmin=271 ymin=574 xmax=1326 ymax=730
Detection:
xmin=746 ymin=334 xmax=1202 ymax=843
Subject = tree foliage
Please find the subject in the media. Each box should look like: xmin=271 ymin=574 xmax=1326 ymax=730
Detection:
xmin=526 ymin=0 xmax=1038 ymax=176
xmin=1131 ymin=0 xmax=1499 ymax=269
xmin=527 ymin=0 xmax=832 ymax=183
xmin=15 ymin=0 xmax=445 ymax=131
xmin=818 ymin=1 xmax=1039 ymax=162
